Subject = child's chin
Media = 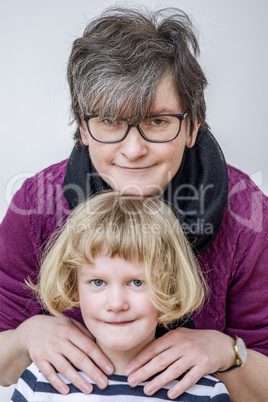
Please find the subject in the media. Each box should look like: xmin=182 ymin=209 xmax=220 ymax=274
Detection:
xmin=107 ymin=342 xmax=133 ymax=351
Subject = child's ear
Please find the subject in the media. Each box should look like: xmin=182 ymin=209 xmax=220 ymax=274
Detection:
xmin=74 ymin=291 xmax=80 ymax=302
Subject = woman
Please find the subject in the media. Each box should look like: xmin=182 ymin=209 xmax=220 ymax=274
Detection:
xmin=1 ymin=7 xmax=268 ymax=401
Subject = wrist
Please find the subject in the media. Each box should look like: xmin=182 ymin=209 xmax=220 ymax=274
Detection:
xmin=0 ymin=327 xmax=31 ymax=385
xmin=15 ymin=319 xmax=33 ymax=361
xmin=217 ymin=335 xmax=247 ymax=373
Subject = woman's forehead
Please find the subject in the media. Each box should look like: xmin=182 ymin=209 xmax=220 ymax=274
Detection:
xmin=91 ymin=74 xmax=181 ymax=119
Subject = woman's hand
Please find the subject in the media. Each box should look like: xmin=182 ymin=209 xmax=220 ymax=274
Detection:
xmin=126 ymin=327 xmax=235 ymax=399
xmin=18 ymin=315 xmax=114 ymax=394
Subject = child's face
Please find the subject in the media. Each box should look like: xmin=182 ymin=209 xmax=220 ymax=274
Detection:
xmin=77 ymin=255 xmax=159 ymax=355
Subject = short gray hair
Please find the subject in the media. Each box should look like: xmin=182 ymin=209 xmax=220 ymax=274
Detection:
xmin=67 ymin=7 xmax=208 ymax=146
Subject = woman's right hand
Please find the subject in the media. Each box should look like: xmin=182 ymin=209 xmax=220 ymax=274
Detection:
xmin=17 ymin=315 xmax=114 ymax=394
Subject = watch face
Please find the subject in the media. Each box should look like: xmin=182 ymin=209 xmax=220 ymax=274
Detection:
xmin=237 ymin=338 xmax=247 ymax=364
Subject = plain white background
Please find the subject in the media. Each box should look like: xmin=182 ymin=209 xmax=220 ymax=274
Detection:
xmin=1 ymin=0 xmax=268 ymax=400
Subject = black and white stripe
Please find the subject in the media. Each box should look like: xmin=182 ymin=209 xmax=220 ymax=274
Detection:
xmin=11 ymin=363 xmax=230 ymax=401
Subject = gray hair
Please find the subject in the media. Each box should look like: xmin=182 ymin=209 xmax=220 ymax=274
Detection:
xmin=67 ymin=7 xmax=209 ymax=146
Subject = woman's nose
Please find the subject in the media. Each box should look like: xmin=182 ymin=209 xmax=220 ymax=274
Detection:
xmin=119 ymin=126 xmax=148 ymax=161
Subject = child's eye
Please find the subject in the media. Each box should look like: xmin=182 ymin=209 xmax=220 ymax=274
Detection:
xmin=130 ymin=279 xmax=143 ymax=287
xmin=90 ymin=279 xmax=104 ymax=287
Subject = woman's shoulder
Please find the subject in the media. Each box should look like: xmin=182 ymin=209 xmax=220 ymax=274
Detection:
xmin=227 ymin=163 xmax=264 ymax=191
xmin=204 ymin=163 xmax=268 ymax=260
xmin=8 ymin=158 xmax=69 ymax=214
xmin=23 ymin=158 xmax=68 ymax=193
xmin=4 ymin=158 xmax=70 ymax=260
xmin=225 ymin=164 xmax=268 ymax=234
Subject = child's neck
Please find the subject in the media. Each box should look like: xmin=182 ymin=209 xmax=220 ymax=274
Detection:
xmin=99 ymin=347 xmax=137 ymax=375
xmin=96 ymin=336 xmax=155 ymax=376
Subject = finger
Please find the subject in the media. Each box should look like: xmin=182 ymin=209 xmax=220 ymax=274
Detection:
xmin=37 ymin=360 xmax=71 ymax=395
xmin=142 ymin=358 xmax=190 ymax=396
xmin=143 ymin=363 xmax=204 ymax=399
xmin=71 ymin=319 xmax=95 ymax=341
xmin=52 ymin=355 xmax=96 ymax=394
xmin=126 ymin=333 xmax=172 ymax=375
xmin=128 ymin=346 xmax=180 ymax=387
xmin=61 ymin=341 xmax=110 ymax=390
xmin=69 ymin=325 xmax=114 ymax=376
xmin=166 ymin=366 xmax=204 ymax=399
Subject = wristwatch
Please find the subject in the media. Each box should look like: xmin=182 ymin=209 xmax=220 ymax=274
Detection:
xmin=217 ymin=336 xmax=247 ymax=373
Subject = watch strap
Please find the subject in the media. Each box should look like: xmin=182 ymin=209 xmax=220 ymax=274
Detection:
xmin=216 ymin=336 xmax=246 ymax=373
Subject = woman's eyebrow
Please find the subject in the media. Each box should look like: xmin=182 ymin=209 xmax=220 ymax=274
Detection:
xmin=149 ymin=108 xmax=179 ymax=115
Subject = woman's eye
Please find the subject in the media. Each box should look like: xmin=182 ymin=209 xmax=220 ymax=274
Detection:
xmin=143 ymin=117 xmax=168 ymax=128
xmin=90 ymin=279 xmax=104 ymax=287
xmin=99 ymin=118 xmax=123 ymax=127
xmin=103 ymin=119 xmax=114 ymax=125
xmin=152 ymin=119 xmax=165 ymax=125
xmin=130 ymin=279 xmax=143 ymax=287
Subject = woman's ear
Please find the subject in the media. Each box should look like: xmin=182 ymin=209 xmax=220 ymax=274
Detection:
xmin=80 ymin=121 xmax=90 ymax=146
xmin=186 ymin=120 xmax=200 ymax=148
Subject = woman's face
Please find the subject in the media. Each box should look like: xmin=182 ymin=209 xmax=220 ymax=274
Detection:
xmin=80 ymin=75 xmax=199 ymax=196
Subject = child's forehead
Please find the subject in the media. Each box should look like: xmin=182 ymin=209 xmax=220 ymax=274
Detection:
xmin=79 ymin=255 xmax=145 ymax=276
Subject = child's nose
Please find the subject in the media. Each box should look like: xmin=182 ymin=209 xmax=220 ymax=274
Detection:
xmin=106 ymin=287 xmax=130 ymax=312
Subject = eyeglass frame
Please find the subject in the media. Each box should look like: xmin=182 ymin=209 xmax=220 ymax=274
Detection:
xmin=83 ymin=110 xmax=189 ymax=144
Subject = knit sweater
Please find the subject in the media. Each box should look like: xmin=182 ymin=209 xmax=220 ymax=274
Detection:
xmin=0 ymin=160 xmax=268 ymax=355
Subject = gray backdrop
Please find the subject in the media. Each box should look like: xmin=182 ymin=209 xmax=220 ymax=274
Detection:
xmin=1 ymin=0 xmax=268 ymax=223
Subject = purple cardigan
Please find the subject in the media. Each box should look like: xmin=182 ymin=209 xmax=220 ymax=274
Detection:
xmin=1 ymin=160 xmax=268 ymax=355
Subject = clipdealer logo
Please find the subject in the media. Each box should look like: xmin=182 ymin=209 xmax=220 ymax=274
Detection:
xmin=4 ymin=170 xmax=265 ymax=233
xmin=228 ymin=173 xmax=263 ymax=233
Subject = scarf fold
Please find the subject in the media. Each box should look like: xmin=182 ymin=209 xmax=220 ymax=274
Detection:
xmin=62 ymin=130 xmax=228 ymax=255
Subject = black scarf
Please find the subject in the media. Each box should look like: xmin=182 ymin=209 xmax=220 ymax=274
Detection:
xmin=63 ymin=130 xmax=228 ymax=256
xmin=62 ymin=130 xmax=228 ymax=331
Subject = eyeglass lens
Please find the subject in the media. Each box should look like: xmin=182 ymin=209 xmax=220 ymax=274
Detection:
xmin=87 ymin=115 xmax=182 ymax=143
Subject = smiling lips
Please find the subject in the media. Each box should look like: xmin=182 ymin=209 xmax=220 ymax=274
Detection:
xmin=104 ymin=321 xmax=134 ymax=326
xmin=117 ymin=165 xmax=154 ymax=172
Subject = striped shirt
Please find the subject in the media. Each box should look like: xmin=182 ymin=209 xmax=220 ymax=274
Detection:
xmin=11 ymin=363 xmax=230 ymax=401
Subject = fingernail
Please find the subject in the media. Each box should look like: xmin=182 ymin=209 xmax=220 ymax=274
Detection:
xmin=104 ymin=364 xmax=114 ymax=375
xmin=82 ymin=383 xmax=92 ymax=394
xmin=168 ymin=390 xmax=176 ymax=399
xmin=98 ymin=376 xmax=108 ymax=390
xmin=128 ymin=375 xmax=138 ymax=387
xmin=60 ymin=386 xmax=69 ymax=395
xmin=144 ymin=384 xmax=154 ymax=396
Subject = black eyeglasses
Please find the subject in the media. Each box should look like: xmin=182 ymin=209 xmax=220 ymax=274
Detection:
xmin=83 ymin=111 xmax=189 ymax=143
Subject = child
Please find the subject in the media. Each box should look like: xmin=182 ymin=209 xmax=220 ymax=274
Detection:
xmin=11 ymin=192 xmax=230 ymax=401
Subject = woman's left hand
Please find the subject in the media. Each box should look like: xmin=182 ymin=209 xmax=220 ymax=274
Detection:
xmin=126 ymin=327 xmax=235 ymax=399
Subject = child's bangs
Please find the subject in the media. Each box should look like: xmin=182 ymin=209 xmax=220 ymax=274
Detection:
xmin=76 ymin=212 xmax=155 ymax=266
